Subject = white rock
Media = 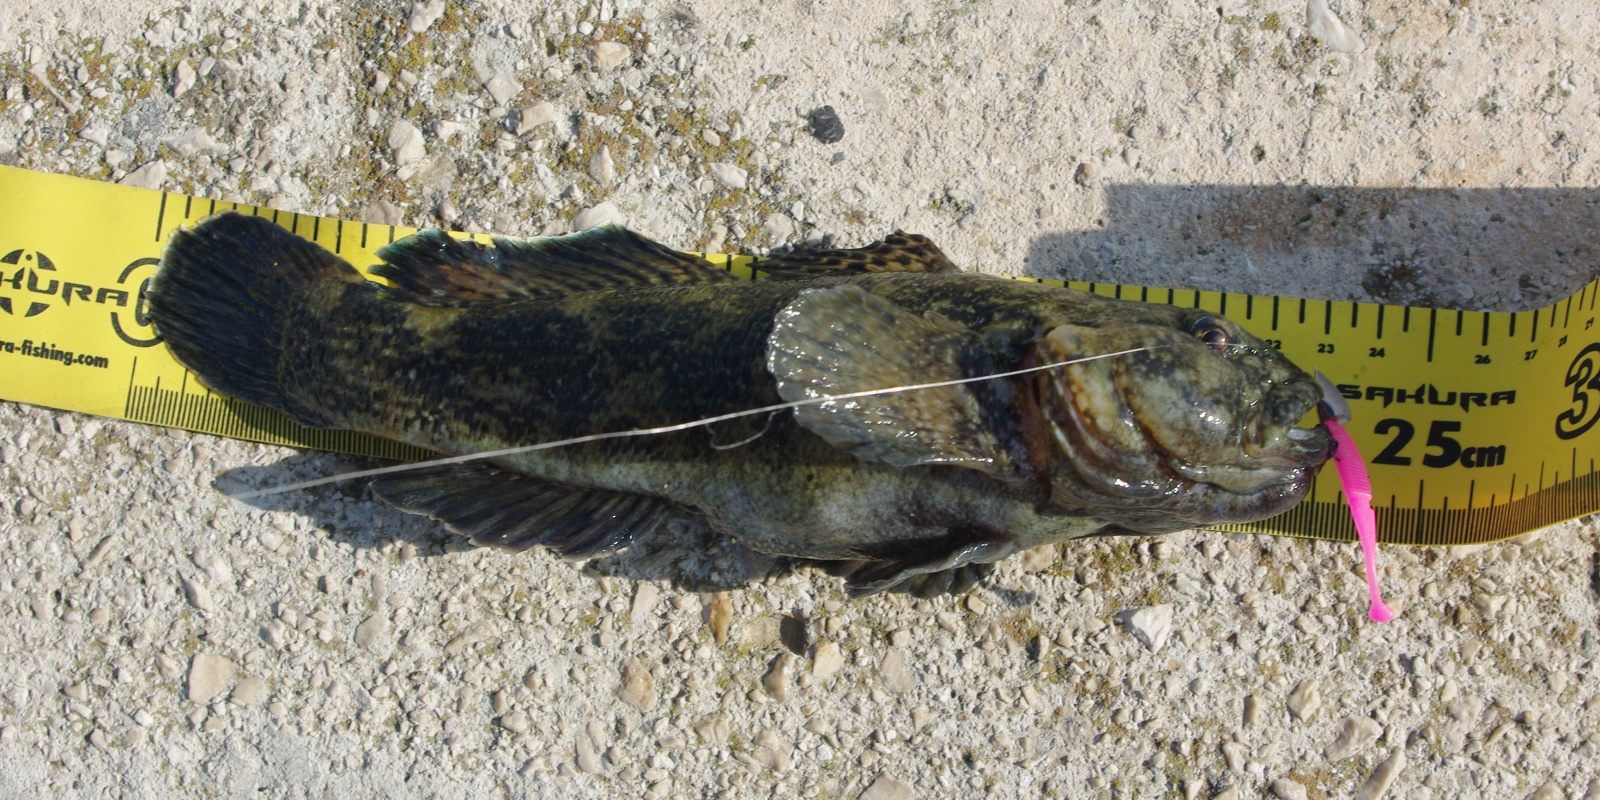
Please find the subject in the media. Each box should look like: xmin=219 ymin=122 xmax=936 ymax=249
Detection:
xmin=499 ymin=710 xmax=531 ymax=733
xmin=576 ymin=733 xmax=602 ymax=773
xmin=812 ymin=641 xmax=843 ymax=680
xmin=161 ymin=128 xmax=225 ymax=157
xmin=879 ymin=649 xmax=914 ymax=693
xmin=187 ymin=653 xmax=236 ymax=704
xmin=444 ymin=619 xmax=499 ymax=653
xmin=388 ymin=120 xmax=427 ymax=165
xmin=629 ymin=582 xmax=658 ymax=626
xmin=172 ymin=60 xmax=197 ymax=97
xmin=763 ymin=212 xmax=794 ymax=242
xmin=589 ymin=145 xmax=617 ymax=186
xmin=763 ymin=653 xmax=794 ymax=701
xmin=118 ymin=161 xmax=167 ymax=190
xmin=574 ymin=202 xmax=621 ymax=231
xmin=1307 ymin=0 xmax=1364 ymax=53
xmin=693 ymin=714 xmax=730 ymax=745
xmin=709 ymin=162 xmax=747 ymax=190
xmin=408 ymin=0 xmax=447 ymax=33
xmin=1352 ymin=748 xmax=1406 ymax=800
xmin=594 ymin=42 xmax=630 ymax=71
xmin=1123 ymin=605 xmax=1174 ymax=652
xmin=180 ymin=577 xmax=213 ymax=613
xmin=360 ymin=200 xmax=405 ymax=226
xmin=354 ymin=615 xmax=390 ymax=654
xmin=1271 ymin=778 xmax=1308 ymax=800
xmin=231 ymin=675 xmax=267 ymax=707
xmin=514 ymin=102 xmax=558 ymax=135
xmin=433 ymin=120 xmax=471 ymax=142
xmin=1326 ymin=716 xmax=1384 ymax=759
xmin=483 ymin=72 xmax=520 ymax=106
xmin=617 ymin=657 xmax=656 ymax=710
xmin=1287 ymin=679 xmax=1322 ymax=722
xmin=79 ymin=124 xmax=110 ymax=147
xmin=859 ymin=773 xmax=913 ymax=800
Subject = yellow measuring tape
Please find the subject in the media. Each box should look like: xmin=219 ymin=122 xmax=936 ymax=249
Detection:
xmin=2 ymin=164 xmax=1595 ymax=546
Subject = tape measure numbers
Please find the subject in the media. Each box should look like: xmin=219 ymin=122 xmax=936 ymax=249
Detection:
xmin=1 ymin=164 xmax=1595 ymax=546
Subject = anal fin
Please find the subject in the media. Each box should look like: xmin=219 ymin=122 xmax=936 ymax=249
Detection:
xmin=370 ymin=463 xmax=673 ymax=560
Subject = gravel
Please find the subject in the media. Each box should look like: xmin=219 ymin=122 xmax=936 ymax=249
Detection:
xmin=2 ymin=1 xmax=1599 ymax=798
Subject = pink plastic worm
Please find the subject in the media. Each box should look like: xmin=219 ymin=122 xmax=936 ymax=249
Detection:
xmin=1322 ymin=417 xmax=1396 ymax=623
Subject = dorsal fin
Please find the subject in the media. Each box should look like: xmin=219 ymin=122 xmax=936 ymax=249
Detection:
xmin=372 ymin=225 xmax=737 ymax=306
xmin=752 ymin=232 xmax=960 ymax=281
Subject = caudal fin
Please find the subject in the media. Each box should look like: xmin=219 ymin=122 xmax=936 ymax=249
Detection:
xmin=148 ymin=212 xmax=360 ymax=421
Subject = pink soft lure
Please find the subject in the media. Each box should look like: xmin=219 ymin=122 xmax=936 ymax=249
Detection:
xmin=1315 ymin=372 xmax=1395 ymax=623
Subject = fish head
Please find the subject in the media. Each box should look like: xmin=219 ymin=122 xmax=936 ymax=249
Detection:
xmin=1030 ymin=309 xmax=1332 ymax=530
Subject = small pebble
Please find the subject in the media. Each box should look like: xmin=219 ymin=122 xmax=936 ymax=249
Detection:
xmin=589 ymin=145 xmax=618 ymax=186
xmin=499 ymin=710 xmax=531 ymax=734
xmin=483 ymin=72 xmax=520 ymax=106
xmin=879 ymin=650 xmax=914 ymax=694
xmin=354 ymin=615 xmax=391 ymax=654
xmin=1270 ymin=778 xmax=1308 ymax=800
xmin=858 ymin=772 xmax=912 ymax=800
xmin=180 ymin=577 xmax=213 ymax=613
xmin=1287 ymin=679 xmax=1321 ymax=722
xmin=708 ymin=162 xmax=747 ymax=190
xmin=812 ymin=641 xmax=843 ymax=680
xmin=407 ymin=0 xmax=446 ymax=33
xmin=806 ymin=106 xmax=845 ymax=144
xmin=187 ymin=653 xmax=236 ymax=704
xmin=594 ymin=42 xmax=630 ymax=71
xmin=1326 ymin=716 xmax=1383 ymax=760
xmin=693 ymin=714 xmax=730 ymax=745
xmin=388 ymin=120 xmax=427 ymax=165
xmin=231 ymin=675 xmax=267 ymax=707
xmin=573 ymin=202 xmax=621 ymax=231
xmin=705 ymin=592 xmax=732 ymax=646
xmin=118 ymin=161 xmax=167 ymax=190
xmin=1122 ymin=605 xmax=1174 ymax=652
xmin=617 ymin=657 xmax=656 ymax=710
xmin=763 ymin=652 xmax=794 ymax=701
xmin=172 ymin=59 xmax=197 ymax=97
xmin=1352 ymin=749 xmax=1406 ymax=800
xmin=576 ymin=733 xmax=602 ymax=774
xmin=514 ymin=102 xmax=558 ymax=135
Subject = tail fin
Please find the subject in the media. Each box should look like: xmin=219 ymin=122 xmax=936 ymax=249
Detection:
xmin=148 ymin=212 xmax=361 ymax=422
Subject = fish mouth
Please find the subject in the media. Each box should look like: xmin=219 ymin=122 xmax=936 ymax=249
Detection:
xmin=1037 ymin=348 xmax=1332 ymax=529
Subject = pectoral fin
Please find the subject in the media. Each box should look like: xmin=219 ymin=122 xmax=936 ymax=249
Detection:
xmin=826 ymin=537 xmax=1019 ymax=597
xmin=370 ymin=463 xmax=673 ymax=559
xmin=767 ymin=284 xmax=1016 ymax=477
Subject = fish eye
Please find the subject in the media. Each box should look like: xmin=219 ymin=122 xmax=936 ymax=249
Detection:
xmin=1192 ymin=318 xmax=1230 ymax=353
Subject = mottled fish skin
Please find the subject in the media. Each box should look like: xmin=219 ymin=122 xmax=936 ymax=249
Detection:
xmin=150 ymin=213 xmax=1332 ymax=595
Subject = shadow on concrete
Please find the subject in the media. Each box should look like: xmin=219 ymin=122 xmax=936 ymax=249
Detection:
xmin=1023 ymin=184 xmax=1600 ymax=311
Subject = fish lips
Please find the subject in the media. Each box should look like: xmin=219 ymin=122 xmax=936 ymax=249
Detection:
xmin=1033 ymin=325 xmax=1332 ymax=525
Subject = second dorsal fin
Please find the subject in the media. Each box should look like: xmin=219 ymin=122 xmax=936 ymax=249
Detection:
xmin=752 ymin=232 xmax=960 ymax=281
xmin=372 ymin=225 xmax=737 ymax=306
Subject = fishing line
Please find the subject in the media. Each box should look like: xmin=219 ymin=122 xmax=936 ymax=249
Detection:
xmin=228 ymin=345 xmax=1165 ymax=500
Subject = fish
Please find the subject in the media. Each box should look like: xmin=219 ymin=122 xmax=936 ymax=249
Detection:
xmin=146 ymin=212 xmax=1334 ymax=597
